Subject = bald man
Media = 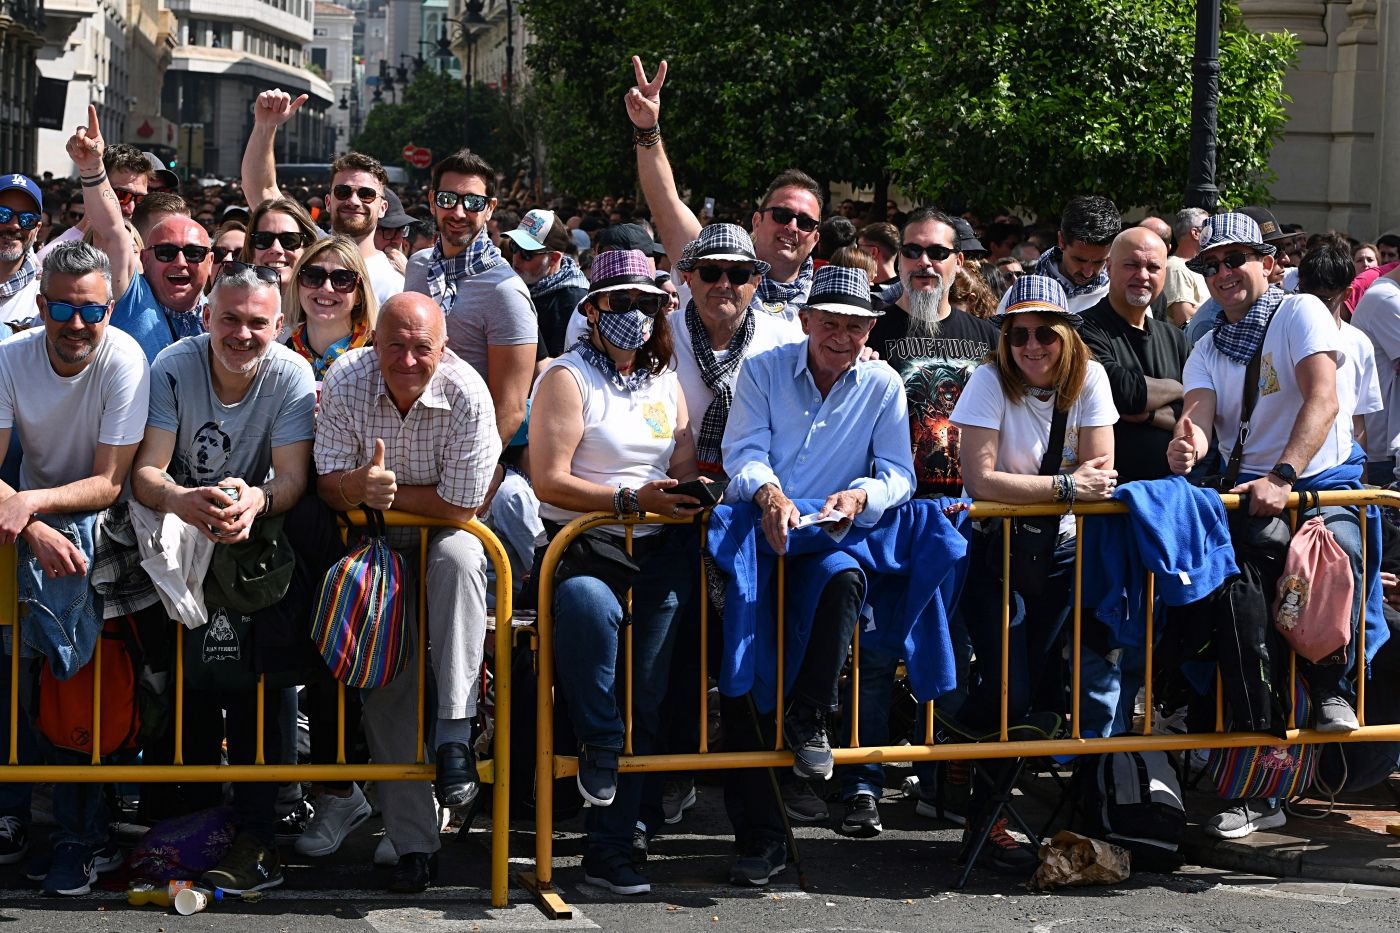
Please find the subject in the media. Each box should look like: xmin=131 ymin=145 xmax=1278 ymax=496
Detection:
xmin=1079 ymin=227 xmax=1189 ymax=481
xmin=314 ymin=292 xmax=501 ymax=893
xmin=1136 ymin=216 xmax=1172 ymax=248
xmin=110 ymin=214 xmax=214 ymax=362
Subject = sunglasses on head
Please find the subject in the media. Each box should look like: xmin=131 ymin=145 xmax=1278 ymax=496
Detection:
xmin=759 ymin=205 xmax=819 ymax=233
xmin=44 ymin=299 xmax=108 ymax=324
xmin=901 ymin=242 xmax=959 ymax=262
xmin=251 ymin=230 xmax=313 ymax=251
xmin=0 ymin=206 xmax=40 ymax=230
xmin=112 ymin=187 xmax=145 ymax=208
xmin=149 ymin=243 xmax=211 ymax=263
xmin=601 ymin=293 xmax=665 ymax=317
xmin=1006 ymin=324 xmax=1061 ymax=348
xmin=1197 ymin=250 xmax=1261 ymax=278
xmin=694 ymin=264 xmax=755 ymax=286
xmin=434 ymin=190 xmax=489 ymax=213
xmin=298 ymin=264 xmax=360 ymax=293
xmin=218 ymin=261 xmax=282 ymax=285
xmin=332 ymin=184 xmax=380 ymax=203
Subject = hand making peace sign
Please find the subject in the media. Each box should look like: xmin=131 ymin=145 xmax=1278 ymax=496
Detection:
xmin=625 ymin=56 xmax=668 ymax=129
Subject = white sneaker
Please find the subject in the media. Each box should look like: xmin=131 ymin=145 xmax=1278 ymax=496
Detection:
xmin=295 ymin=785 xmax=372 ymax=857
xmin=1205 ymin=798 xmax=1286 ymax=839
xmin=373 ymin=833 xmax=397 ymax=866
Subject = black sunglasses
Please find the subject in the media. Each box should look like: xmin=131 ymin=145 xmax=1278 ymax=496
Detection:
xmin=601 ymin=294 xmax=665 ymax=317
xmin=759 ymin=205 xmax=819 ymax=233
xmin=434 ymin=191 xmax=490 ymax=213
xmin=901 ymin=243 xmax=959 ymax=262
xmin=507 ymin=242 xmax=546 ymax=260
xmin=1196 ymin=251 xmax=1260 ymax=278
xmin=694 ymin=265 xmax=755 ymax=286
xmin=149 ymin=243 xmax=211 ymax=263
xmin=218 ymin=260 xmax=282 ymax=285
xmin=1006 ymin=324 xmax=1061 ymax=348
xmin=298 ymin=264 xmax=360 ymax=293
xmin=332 ymin=184 xmax=380 ymax=203
xmin=212 ymin=246 xmax=233 ymax=263
xmin=0 ymin=206 xmax=40 ymax=230
xmin=251 ymin=230 xmax=313 ymax=251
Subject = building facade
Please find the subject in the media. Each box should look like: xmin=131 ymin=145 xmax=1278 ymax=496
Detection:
xmin=311 ymin=0 xmax=355 ymax=152
xmin=0 ymin=0 xmax=45 ymax=171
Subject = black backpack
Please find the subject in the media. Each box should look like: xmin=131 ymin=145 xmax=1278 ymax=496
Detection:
xmin=1072 ymin=751 xmax=1186 ymax=872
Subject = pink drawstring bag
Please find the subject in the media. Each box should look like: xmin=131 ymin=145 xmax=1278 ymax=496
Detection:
xmin=1273 ymin=514 xmax=1353 ymax=663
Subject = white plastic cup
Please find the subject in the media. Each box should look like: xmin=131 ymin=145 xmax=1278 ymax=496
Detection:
xmin=174 ymin=887 xmax=209 ymax=915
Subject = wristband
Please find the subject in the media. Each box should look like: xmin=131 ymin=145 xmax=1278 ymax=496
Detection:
xmin=80 ymin=171 xmax=108 ymax=188
xmin=257 ymin=487 xmax=273 ymax=516
xmin=613 ymin=485 xmax=625 ymax=518
xmin=338 ymin=471 xmax=361 ymax=508
xmin=633 ymin=124 xmax=661 ymax=148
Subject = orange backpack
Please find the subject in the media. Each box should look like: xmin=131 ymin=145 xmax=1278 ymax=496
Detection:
xmin=37 ymin=616 xmax=142 ymax=756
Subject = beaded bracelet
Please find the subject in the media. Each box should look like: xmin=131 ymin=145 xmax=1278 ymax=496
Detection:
xmin=633 ymin=124 xmax=661 ymax=148
xmin=621 ymin=487 xmax=642 ymax=517
xmin=613 ymin=486 xmax=626 ymax=518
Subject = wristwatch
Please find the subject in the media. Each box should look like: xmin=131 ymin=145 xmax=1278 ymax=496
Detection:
xmin=1268 ymin=462 xmax=1298 ymax=485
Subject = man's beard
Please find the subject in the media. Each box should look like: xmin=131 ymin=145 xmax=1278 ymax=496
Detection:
xmin=332 ymin=208 xmax=375 ymax=239
xmin=0 ymin=234 xmax=32 ymax=264
xmin=906 ymin=279 xmax=948 ymax=338
xmin=49 ymin=332 xmax=95 ymax=365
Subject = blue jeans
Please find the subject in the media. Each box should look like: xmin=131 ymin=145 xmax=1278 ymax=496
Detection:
xmin=554 ymin=529 xmax=694 ymax=858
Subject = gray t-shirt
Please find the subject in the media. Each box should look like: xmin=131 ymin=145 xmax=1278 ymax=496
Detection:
xmin=404 ymin=250 xmax=537 ymax=379
xmin=0 ymin=326 xmax=150 ymax=490
xmin=147 ymin=334 xmax=316 ymax=488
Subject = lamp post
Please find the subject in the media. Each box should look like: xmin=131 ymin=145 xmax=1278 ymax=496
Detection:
xmin=1185 ymin=0 xmax=1221 ymax=212
xmin=438 ymin=0 xmax=487 ymax=150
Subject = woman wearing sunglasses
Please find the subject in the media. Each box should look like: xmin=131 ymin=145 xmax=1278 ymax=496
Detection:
xmin=529 ymin=248 xmax=708 ymax=896
xmin=240 ymin=198 xmax=318 ymax=288
xmin=283 ymin=236 xmax=377 ymax=380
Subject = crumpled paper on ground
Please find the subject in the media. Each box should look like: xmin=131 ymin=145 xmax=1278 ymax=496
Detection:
xmin=1030 ymin=830 xmax=1130 ymax=890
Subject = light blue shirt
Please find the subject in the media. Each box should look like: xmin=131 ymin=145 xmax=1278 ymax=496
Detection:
xmin=722 ymin=339 xmax=914 ymax=526
xmin=1184 ymin=297 xmax=1221 ymax=347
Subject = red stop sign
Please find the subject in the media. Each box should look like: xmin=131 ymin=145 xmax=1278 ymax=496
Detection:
xmin=409 ymin=148 xmax=433 ymax=169
xmin=401 ymin=144 xmax=417 ymax=160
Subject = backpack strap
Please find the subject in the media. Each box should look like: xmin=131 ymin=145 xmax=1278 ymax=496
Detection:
xmin=1221 ymin=310 xmax=1279 ymax=490
xmin=1039 ymin=400 xmax=1069 ymax=477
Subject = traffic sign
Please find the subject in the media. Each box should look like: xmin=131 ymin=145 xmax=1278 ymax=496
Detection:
xmin=401 ymin=143 xmax=417 ymax=159
xmin=409 ymin=147 xmax=433 ymax=169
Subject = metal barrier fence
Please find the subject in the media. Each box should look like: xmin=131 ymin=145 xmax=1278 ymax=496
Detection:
xmin=1 ymin=511 xmax=513 ymax=908
xmin=522 ymin=488 xmax=1400 ymax=917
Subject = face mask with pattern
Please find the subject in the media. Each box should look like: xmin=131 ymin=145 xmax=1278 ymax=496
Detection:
xmin=595 ymin=306 xmax=653 ymax=350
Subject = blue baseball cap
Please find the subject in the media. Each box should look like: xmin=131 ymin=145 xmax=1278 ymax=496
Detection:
xmin=0 ymin=173 xmax=42 ymax=213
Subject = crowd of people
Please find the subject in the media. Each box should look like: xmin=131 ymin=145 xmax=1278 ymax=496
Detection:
xmin=0 ymin=54 xmax=1398 ymax=901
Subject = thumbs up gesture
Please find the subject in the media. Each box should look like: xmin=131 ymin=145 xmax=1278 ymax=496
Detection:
xmin=362 ymin=438 xmax=398 ymax=510
xmin=65 ymin=105 xmax=104 ymax=177
xmin=1168 ymin=415 xmax=1200 ymax=476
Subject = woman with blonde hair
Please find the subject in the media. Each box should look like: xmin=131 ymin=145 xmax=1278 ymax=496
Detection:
xmin=283 ymin=235 xmax=377 ymax=380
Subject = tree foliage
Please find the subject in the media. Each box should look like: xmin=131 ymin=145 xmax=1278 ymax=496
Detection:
xmin=521 ymin=0 xmax=1297 ymax=217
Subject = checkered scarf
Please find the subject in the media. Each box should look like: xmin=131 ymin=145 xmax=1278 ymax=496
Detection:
xmin=1212 ymin=285 xmax=1285 ymax=365
xmin=572 ymin=334 xmax=654 ymax=393
xmin=0 ymin=253 xmax=37 ymax=301
xmin=1035 ymin=246 xmax=1107 ymax=299
xmin=531 ymin=256 xmax=588 ymax=298
xmin=752 ymin=256 xmax=813 ymax=316
xmin=425 ymin=230 xmax=503 ymax=313
xmin=686 ymin=301 xmax=755 ymax=472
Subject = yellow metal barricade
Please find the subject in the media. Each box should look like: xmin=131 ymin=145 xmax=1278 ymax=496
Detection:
xmin=523 ymin=489 xmax=1400 ymax=917
xmin=1 ymin=511 xmax=513 ymax=908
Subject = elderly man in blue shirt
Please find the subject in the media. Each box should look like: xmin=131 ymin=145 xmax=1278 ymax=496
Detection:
xmin=719 ymin=264 xmax=914 ymax=885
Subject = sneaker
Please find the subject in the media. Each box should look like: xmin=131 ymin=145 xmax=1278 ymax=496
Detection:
xmin=961 ymin=817 xmax=1037 ymax=873
xmin=582 ymin=849 xmax=650 ymax=896
xmin=42 ymin=844 xmax=95 ymax=896
xmin=1315 ymin=691 xmax=1360 ymax=733
xmin=387 ymin=851 xmax=438 ymax=893
xmin=373 ymin=834 xmax=398 ymax=867
xmin=25 ymin=838 xmax=118 ymax=883
xmin=728 ymin=838 xmax=787 ymax=887
xmin=295 ymin=785 xmax=372 ymax=857
xmin=661 ymin=779 xmax=697 ymax=825
xmin=631 ymin=823 xmax=648 ymax=866
xmin=577 ymin=745 xmax=619 ymax=808
xmin=912 ymin=761 xmax=971 ymax=826
xmin=1205 ymin=798 xmax=1286 ymax=839
xmin=200 ymin=832 xmax=284 ymax=894
xmin=0 ymin=816 xmax=29 ymax=865
xmin=276 ymin=797 xmax=315 ymax=845
xmin=838 ymin=793 xmax=882 ymax=838
xmin=781 ymin=779 xmax=829 ymax=823
xmin=783 ymin=703 xmax=833 ymax=780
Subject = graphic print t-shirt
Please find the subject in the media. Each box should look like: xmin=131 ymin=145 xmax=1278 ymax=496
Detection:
xmin=869 ymin=304 xmax=997 ymax=497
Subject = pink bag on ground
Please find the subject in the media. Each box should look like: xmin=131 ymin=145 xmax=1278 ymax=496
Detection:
xmin=1273 ymin=514 xmax=1353 ymax=662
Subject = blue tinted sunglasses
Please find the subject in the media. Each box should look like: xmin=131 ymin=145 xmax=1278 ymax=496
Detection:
xmin=45 ymin=299 xmax=109 ymax=324
xmin=0 ymin=206 xmax=40 ymax=230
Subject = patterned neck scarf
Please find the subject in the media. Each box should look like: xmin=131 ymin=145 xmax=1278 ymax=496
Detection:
xmin=290 ymin=317 xmax=371 ymax=379
xmin=1035 ymin=246 xmax=1108 ymax=299
xmin=752 ymin=256 xmax=814 ymax=317
xmin=1212 ymin=285 xmax=1285 ymax=365
xmin=162 ymin=296 xmax=206 ymax=342
xmin=0 ymin=252 xmax=37 ymax=301
xmin=572 ymin=333 xmax=653 ymax=393
xmin=424 ymin=229 xmax=503 ymax=313
xmin=686 ymin=301 xmax=754 ymax=471
xmin=531 ymin=255 xmax=588 ymax=298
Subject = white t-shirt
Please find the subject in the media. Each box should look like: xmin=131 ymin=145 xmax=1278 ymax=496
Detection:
xmin=364 ymin=250 xmax=405 ymax=307
xmin=670 ymin=306 xmax=799 ymax=425
xmin=1352 ymin=277 xmax=1400 ymax=462
xmin=0 ymin=277 xmax=39 ymax=327
xmin=1183 ymin=293 xmax=1346 ymax=479
xmin=1337 ymin=321 xmax=1382 ymax=424
xmin=0 ymin=326 xmax=149 ymax=490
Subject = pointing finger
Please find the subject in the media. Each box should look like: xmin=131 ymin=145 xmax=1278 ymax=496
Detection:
xmin=86 ymin=104 xmax=99 ymax=138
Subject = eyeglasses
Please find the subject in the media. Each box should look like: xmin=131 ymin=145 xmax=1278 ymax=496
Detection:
xmin=212 ymin=246 xmax=234 ymax=263
xmin=112 ymin=187 xmax=145 ymax=208
xmin=434 ymin=191 xmax=489 ymax=213
xmin=148 ymin=243 xmax=211 ymax=263
xmin=1196 ymin=251 xmax=1260 ymax=278
xmin=1007 ymin=324 xmax=1061 ymax=348
xmin=332 ymin=184 xmax=380 ymax=203
xmin=758 ymin=206 xmax=819 ymax=233
xmin=600 ymin=294 xmax=665 ymax=317
xmin=251 ymin=230 xmax=313 ymax=251
xmin=0 ymin=206 xmax=40 ymax=230
xmin=694 ymin=265 xmax=755 ymax=286
xmin=297 ymin=264 xmax=360 ymax=293
xmin=65 ymin=210 xmax=84 ymax=222
xmin=44 ymin=299 xmax=108 ymax=324
xmin=218 ymin=261 xmax=282 ymax=285
xmin=901 ymin=243 xmax=959 ymax=262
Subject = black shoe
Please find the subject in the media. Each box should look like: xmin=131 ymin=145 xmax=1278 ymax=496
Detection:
xmin=582 ymin=849 xmax=650 ymax=895
xmin=631 ymin=824 xmax=648 ymax=866
xmin=387 ymin=851 xmax=439 ymax=893
xmin=729 ymin=838 xmax=787 ymax=887
xmin=960 ymin=816 xmax=1038 ymax=873
xmin=435 ymin=742 xmax=480 ymax=809
xmin=200 ymin=832 xmax=284 ymax=894
xmin=783 ymin=703 xmax=833 ymax=781
xmin=577 ymin=745 xmax=619 ymax=807
xmin=838 ymin=793 xmax=883 ymax=838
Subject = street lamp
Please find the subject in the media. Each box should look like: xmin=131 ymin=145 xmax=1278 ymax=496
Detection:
xmin=1185 ymin=0 xmax=1221 ymax=211
xmin=438 ymin=0 xmax=488 ymax=150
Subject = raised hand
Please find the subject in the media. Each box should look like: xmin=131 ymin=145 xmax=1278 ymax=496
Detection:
xmin=65 ymin=105 xmax=104 ymax=176
xmin=624 ymin=56 xmax=668 ymax=129
xmin=254 ymin=89 xmax=308 ymax=129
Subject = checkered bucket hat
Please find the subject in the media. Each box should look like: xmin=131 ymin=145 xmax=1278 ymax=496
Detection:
xmin=1187 ymin=212 xmax=1277 ymax=274
xmin=990 ymin=273 xmax=1079 ymax=326
xmin=674 ymin=223 xmax=771 ymax=275
xmin=804 ymin=264 xmax=880 ymax=317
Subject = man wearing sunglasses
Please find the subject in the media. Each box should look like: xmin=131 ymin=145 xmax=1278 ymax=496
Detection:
xmin=1000 ymin=195 xmax=1121 ymax=317
xmin=0 ymin=173 xmax=44 ymax=326
xmin=503 ymin=209 xmax=587 ymax=359
xmin=405 ymin=149 xmax=536 ymax=447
